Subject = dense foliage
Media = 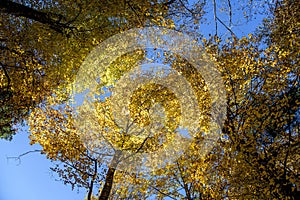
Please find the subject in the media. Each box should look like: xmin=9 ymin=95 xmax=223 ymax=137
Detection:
xmin=1 ymin=0 xmax=299 ymax=199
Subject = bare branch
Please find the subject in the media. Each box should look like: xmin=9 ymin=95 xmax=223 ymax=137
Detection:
xmin=7 ymin=149 xmax=42 ymax=165
xmin=227 ymin=0 xmax=232 ymax=26
xmin=87 ymin=159 xmax=98 ymax=200
xmin=178 ymin=0 xmax=196 ymax=16
xmin=216 ymin=16 xmax=236 ymax=37
xmin=212 ymin=0 xmax=218 ymax=35
xmin=149 ymin=185 xmax=178 ymax=200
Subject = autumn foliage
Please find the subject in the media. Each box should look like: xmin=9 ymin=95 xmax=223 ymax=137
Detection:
xmin=1 ymin=0 xmax=299 ymax=199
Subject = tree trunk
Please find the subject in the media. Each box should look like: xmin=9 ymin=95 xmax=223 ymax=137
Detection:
xmin=98 ymin=150 xmax=122 ymax=200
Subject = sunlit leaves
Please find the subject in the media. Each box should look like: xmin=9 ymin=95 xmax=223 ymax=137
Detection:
xmin=1 ymin=0 xmax=174 ymax=140
xmin=15 ymin=0 xmax=300 ymax=199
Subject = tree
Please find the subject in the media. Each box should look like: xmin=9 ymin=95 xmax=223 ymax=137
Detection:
xmin=7 ymin=0 xmax=300 ymax=199
xmin=0 ymin=0 xmax=175 ymax=140
xmin=28 ymin=48 xmax=192 ymax=199
xmin=117 ymin=29 xmax=297 ymax=198
xmin=198 ymin=1 xmax=300 ymax=198
xmin=96 ymin=1 xmax=300 ymax=198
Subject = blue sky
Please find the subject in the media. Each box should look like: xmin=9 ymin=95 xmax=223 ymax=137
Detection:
xmin=0 ymin=1 xmax=268 ymax=200
xmin=0 ymin=129 xmax=86 ymax=200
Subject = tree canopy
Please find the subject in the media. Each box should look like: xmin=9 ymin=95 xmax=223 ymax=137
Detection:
xmin=1 ymin=0 xmax=299 ymax=199
xmin=0 ymin=0 xmax=174 ymax=139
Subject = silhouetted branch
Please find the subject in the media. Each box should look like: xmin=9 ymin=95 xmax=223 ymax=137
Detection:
xmin=7 ymin=149 xmax=42 ymax=165
xmin=0 ymin=0 xmax=76 ymax=35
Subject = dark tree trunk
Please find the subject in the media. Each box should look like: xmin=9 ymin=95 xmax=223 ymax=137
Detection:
xmin=98 ymin=150 xmax=122 ymax=200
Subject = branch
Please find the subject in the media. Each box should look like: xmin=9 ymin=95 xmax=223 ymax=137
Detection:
xmin=126 ymin=1 xmax=143 ymax=26
xmin=212 ymin=0 xmax=218 ymax=36
xmin=216 ymin=16 xmax=236 ymax=37
xmin=0 ymin=0 xmax=75 ymax=35
xmin=149 ymin=185 xmax=177 ymax=200
xmin=164 ymin=0 xmax=176 ymax=6
xmin=0 ymin=62 xmax=11 ymax=88
xmin=7 ymin=150 xmax=42 ymax=165
xmin=176 ymin=161 xmax=192 ymax=200
xmin=87 ymin=159 xmax=98 ymax=200
xmin=62 ymin=159 xmax=94 ymax=177
xmin=178 ymin=0 xmax=196 ymax=16
xmin=227 ymin=0 xmax=232 ymax=26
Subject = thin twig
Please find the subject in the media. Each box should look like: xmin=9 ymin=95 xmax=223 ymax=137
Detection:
xmin=178 ymin=0 xmax=196 ymax=16
xmin=87 ymin=159 xmax=98 ymax=200
xmin=216 ymin=16 xmax=236 ymax=37
xmin=149 ymin=185 xmax=177 ymax=200
xmin=213 ymin=0 xmax=218 ymax=36
xmin=227 ymin=0 xmax=232 ymax=27
xmin=7 ymin=150 xmax=42 ymax=165
xmin=126 ymin=1 xmax=144 ymax=26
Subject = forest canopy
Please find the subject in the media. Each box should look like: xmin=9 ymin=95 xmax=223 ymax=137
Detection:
xmin=1 ymin=0 xmax=299 ymax=199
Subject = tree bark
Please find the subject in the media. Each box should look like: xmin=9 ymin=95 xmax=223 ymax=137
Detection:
xmin=98 ymin=150 xmax=122 ymax=200
xmin=0 ymin=0 xmax=72 ymax=34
